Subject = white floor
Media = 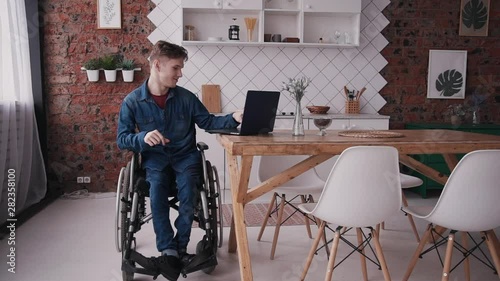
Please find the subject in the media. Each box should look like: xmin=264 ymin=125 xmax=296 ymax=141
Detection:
xmin=1 ymin=191 xmax=499 ymax=281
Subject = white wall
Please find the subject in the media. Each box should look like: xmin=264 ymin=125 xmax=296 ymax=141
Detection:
xmin=147 ymin=0 xmax=391 ymax=114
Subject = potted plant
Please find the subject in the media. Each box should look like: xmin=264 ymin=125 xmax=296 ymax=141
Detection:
xmin=446 ymin=104 xmax=468 ymax=125
xmin=83 ymin=58 xmax=101 ymax=82
xmin=119 ymin=58 xmax=136 ymax=82
xmin=101 ymin=55 xmax=118 ymax=82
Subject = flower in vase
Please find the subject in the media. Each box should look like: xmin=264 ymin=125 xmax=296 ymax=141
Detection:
xmin=446 ymin=104 xmax=469 ymax=117
xmin=281 ymin=76 xmax=311 ymax=102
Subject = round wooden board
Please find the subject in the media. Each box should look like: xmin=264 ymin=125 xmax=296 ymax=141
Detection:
xmin=338 ymin=130 xmax=405 ymax=138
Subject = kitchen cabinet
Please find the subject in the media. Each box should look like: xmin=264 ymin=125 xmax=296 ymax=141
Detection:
xmin=181 ymin=0 xmax=361 ymax=48
xmin=303 ymin=0 xmax=360 ymax=13
xmin=182 ymin=0 xmax=262 ymax=10
xmin=404 ymin=123 xmax=500 ymax=198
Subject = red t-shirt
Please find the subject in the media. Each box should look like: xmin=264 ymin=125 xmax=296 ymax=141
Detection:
xmin=151 ymin=93 xmax=168 ymax=109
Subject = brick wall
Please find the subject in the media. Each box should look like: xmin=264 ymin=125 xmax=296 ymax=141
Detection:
xmin=42 ymin=0 xmax=500 ymax=192
xmin=380 ymin=0 xmax=500 ymax=128
xmin=42 ymin=0 xmax=155 ymax=192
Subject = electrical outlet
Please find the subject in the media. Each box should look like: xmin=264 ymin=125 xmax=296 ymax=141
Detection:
xmin=83 ymin=176 xmax=91 ymax=183
xmin=77 ymin=177 xmax=84 ymax=184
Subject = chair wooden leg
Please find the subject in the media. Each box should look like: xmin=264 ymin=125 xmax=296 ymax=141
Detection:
xmin=376 ymin=223 xmax=381 ymax=235
xmin=371 ymin=228 xmax=391 ymax=281
xmin=257 ymin=193 xmax=277 ymax=241
xmin=301 ymin=221 xmax=326 ymax=281
xmin=381 ymin=221 xmax=385 ymax=230
xmin=441 ymin=232 xmax=455 ymax=281
xmin=357 ymin=228 xmax=368 ymax=281
xmin=301 ymin=195 xmax=313 ymax=239
xmin=483 ymin=230 xmax=500 ymax=280
xmin=402 ymin=193 xmax=420 ymax=242
xmin=324 ymin=229 xmax=341 ymax=281
xmin=461 ymin=232 xmax=470 ymax=281
xmin=270 ymin=194 xmax=286 ymax=260
xmin=403 ymin=224 xmax=434 ymax=281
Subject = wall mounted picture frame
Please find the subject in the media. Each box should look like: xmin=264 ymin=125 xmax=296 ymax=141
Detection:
xmin=459 ymin=0 xmax=490 ymax=36
xmin=427 ymin=50 xmax=467 ymax=99
xmin=97 ymin=0 xmax=121 ymax=29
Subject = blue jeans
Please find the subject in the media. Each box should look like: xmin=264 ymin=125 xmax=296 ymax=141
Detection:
xmin=146 ymin=152 xmax=202 ymax=253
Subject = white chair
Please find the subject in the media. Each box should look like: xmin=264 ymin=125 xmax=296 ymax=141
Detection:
xmin=380 ymin=173 xmax=423 ymax=242
xmin=317 ymin=156 xmax=423 ymax=242
xmin=256 ymin=155 xmax=325 ymax=260
xmin=299 ymin=146 xmax=402 ymax=281
xmin=402 ymin=150 xmax=500 ymax=281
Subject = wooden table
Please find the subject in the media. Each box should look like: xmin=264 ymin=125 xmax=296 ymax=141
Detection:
xmin=216 ymin=129 xmax=500 ymax=281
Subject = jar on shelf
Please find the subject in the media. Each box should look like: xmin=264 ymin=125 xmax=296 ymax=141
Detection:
xmin=184 ymin=25 xmax=196 ymax=41
xmin=228 ymin=25 xmax=240 ymax=40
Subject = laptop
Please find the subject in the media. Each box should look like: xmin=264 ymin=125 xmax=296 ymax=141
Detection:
xmin=206 ymin=90 xmax=280 ymax=136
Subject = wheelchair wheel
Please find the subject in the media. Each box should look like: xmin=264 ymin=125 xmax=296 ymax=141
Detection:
xmin=115 ymin=166 xmax=126 ymax=252
xmin=212 ymin=166 xmax=224 ymax=248
xmin=197 ymin=161 xmax=220 ymax=274
xmin=121 ymin=162 xmax=135 ymax=281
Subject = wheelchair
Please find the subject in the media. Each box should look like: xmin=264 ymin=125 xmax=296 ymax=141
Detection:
xmin=114 ymin=142 xmax=223 ymax=280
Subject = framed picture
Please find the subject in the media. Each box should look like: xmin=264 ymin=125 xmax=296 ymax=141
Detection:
xmin=97 ymin=0 xmax=121 ymax=29
xmin=459 ymin=0 xmax=490 ymax=36
xmin=427 ymin=50 xmax=467 ymax=99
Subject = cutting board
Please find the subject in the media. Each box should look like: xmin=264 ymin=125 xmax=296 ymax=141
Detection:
xmin=202 ymin=84 xmax=221 ymax=113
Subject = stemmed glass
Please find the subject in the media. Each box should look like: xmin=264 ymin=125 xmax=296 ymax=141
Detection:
xmin=313 ymin=117 xmax=332 ymax=136
xmin=334 ymin=31 xmax=341 ymax=44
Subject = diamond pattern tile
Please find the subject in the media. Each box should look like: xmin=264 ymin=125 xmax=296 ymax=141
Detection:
xmin=148 ymin=0 xmax=391 ymax=114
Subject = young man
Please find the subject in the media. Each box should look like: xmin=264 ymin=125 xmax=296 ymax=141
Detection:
xmin=117 ymin=40 xmax=242 ymax=280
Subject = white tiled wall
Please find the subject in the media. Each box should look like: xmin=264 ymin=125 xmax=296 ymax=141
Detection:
xmin=148 ymin=0 xmax=390 ymax=114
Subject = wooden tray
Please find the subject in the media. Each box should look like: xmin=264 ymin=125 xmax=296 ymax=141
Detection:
xmin=338 ymin=130 xmax=405 ymax=138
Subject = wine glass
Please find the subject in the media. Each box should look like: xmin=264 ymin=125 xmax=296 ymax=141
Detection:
xmin=313 ymin=117 xmax=332 ymax=136
xmin=334 ymin=30 xmax=341 ymax=44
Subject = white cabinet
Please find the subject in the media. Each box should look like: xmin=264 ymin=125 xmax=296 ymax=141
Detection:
xmin=330 ymin=118 xmax=388 ymax=130
xmin=181 ymin=0 xmax=361 ymax=48
xmin=181 ymin=0 xmax=261 ymax=10
xmin=303 ymin=0 xmax=360 ymax=13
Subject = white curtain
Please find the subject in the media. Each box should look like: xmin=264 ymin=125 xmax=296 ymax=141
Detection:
xmin=0 ymin=0 xmax=47 ymax=224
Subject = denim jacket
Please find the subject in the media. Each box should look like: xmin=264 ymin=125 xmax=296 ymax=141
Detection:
xmin=117 ymin=80 xmax=239 ymax=170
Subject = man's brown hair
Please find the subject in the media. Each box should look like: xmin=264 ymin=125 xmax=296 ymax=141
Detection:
xmin=149 ymin=40 xmax=188 ymax=64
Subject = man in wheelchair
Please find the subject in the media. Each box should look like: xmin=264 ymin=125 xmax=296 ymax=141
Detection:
xmin=117 ymin=40 xmax=242 ymax=280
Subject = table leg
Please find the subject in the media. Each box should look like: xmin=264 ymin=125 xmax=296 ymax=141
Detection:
xmin=227 ymin=154 xmax=254 ymax=281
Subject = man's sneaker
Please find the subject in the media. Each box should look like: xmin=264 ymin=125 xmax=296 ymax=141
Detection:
xmin=179 ymin=252 xmax=196 ymax=267
xmin=145 ymin=255 xmax=181 ymax=281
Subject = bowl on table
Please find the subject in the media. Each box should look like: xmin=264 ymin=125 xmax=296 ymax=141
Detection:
xmin=306 ymin=105 xmax=330 ymax=114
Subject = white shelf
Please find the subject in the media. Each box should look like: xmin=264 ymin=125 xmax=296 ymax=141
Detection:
xmin=181 ymin=0 xmax=361 ymax=48
xmin=182 ymin=40 xmax=358 ymax=48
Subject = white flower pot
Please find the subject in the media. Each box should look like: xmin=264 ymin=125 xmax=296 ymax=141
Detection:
xmin=86 ymin=70 xmax=99 ymax=82
xmin=122 ymin=70 xmax=135 ymax=82
xmin=104 ymin=70 xmax=117 ymax=82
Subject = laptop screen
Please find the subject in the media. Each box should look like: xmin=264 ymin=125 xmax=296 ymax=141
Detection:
xmin=238 ymin=90 xmax=280 ymax=135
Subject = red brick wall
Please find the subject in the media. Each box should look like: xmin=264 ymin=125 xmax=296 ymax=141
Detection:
xmin=380 ymin=0 xmax=500 ymax=128
xmin=42 ymin=0 xmax=154 ymax=192
xmin=42 ymin=0 xmax=500 ymax=192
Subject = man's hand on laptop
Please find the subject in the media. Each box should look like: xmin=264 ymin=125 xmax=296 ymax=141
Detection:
xmin=144 ymin=129 xmax=170 ymax=146
xmin=233 ymin=110 xmax=243 ymax=123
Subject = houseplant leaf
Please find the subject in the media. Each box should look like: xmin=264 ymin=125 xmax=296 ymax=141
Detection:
xmin=435 ymin=69 xmax=463 ymax=97
xmin=462 ymin=0 xmax=488 ymax=30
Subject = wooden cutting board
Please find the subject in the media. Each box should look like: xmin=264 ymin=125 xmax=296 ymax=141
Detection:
xmin=202 ymin=84 xmax=221 ymax=113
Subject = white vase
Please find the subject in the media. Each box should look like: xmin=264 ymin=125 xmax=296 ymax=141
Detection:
xmin=122 ymin=70 xmax=135 ymax=82
xmin=292 ymin=99 xmax=305 ymax=136
xmin=104 ymin=70 xmax=117 ymax=82
xmin=86 ymin=70 xmax=99 ymax=82
xmin=450 ymin=115 xmax=461 ymax=126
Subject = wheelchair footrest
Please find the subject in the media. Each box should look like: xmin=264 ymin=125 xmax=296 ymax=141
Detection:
xmin=122 ymin=250 xmax=160 ymax=278
xmin=181 ymin=248 xmax=218 ymax=275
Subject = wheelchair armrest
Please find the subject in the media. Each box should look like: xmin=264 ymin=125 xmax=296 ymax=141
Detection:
xmin=196 ymin=142 xmax=209 ymax=151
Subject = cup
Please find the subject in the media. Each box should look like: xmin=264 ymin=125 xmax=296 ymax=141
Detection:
xmin=271 ymin=34 xmax=281 ymax=42
xmin=264 ymin=34 xmax=272 ymax=42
